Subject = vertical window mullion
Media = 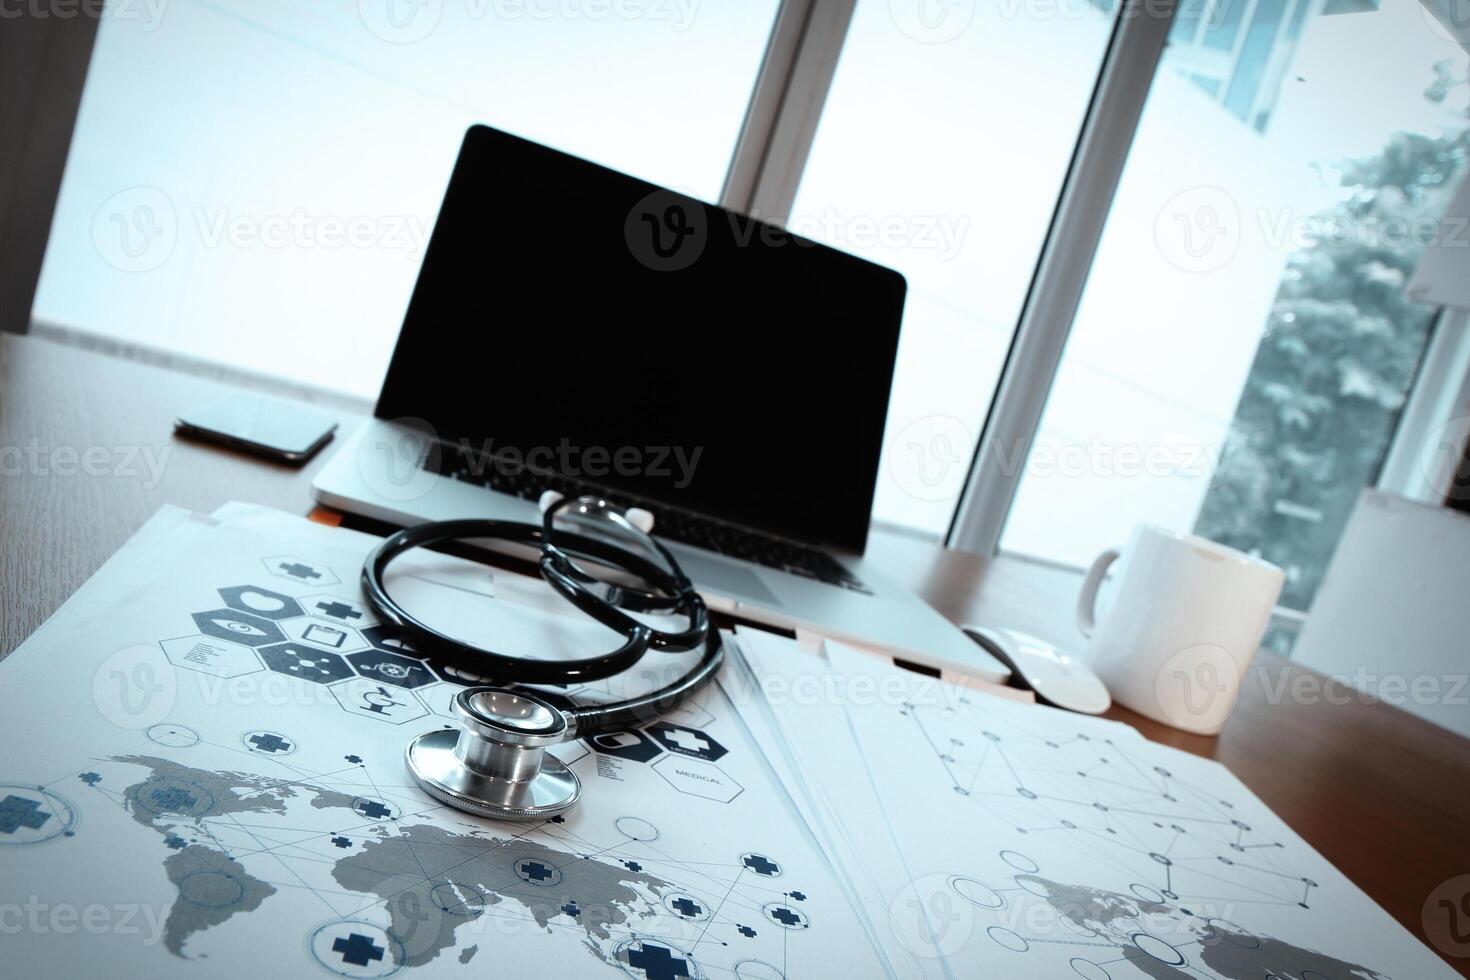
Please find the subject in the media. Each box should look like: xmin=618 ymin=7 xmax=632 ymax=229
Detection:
xmin=946 ymin=0 xmax=1178 ymax=555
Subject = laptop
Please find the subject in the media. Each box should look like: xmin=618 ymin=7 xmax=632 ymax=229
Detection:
xmin=312 ymin=124 xmax=1009 ymax=682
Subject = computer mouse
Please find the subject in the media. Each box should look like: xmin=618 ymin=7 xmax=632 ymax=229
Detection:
xmin=962 ymin=626 xmax=1111 ymax=715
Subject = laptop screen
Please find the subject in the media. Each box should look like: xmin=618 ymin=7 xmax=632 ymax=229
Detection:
xmin=376 ymin=125 xmax=905 ymax=554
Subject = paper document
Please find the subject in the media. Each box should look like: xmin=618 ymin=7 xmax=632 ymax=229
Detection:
xmin=0 ymin=505 xmax=884 ymax=978
xmin=733 ymin=631 xmax=1456 ymax=980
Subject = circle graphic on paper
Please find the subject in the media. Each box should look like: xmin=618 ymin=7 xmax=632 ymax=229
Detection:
xmin=0 ymin=786 xmax=79 ymax=846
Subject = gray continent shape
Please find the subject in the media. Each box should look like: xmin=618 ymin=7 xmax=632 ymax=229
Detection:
xmin=1019 ymin=874 xmax=1391 ymax=980
xmin=114 ymin=755 xmax=363 ymax=957
xmin=331 ymin=822 xmax=676 ymax=968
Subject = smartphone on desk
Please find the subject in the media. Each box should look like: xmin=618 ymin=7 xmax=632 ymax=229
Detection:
xmin=175 ymin=393 xmax=338 ymax=465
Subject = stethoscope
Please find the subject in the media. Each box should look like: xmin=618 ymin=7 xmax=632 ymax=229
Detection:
xmin=360 ymin=493 xmax=723 ymax=820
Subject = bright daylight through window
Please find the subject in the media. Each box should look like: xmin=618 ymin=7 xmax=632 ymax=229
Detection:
xmin=33 ymin=0 xmax=779 ymax=397
xmin=1001 ymin=0 xmax=1469 ymax=625
xmin=791 ymin=0 xmax=1116 ymax=536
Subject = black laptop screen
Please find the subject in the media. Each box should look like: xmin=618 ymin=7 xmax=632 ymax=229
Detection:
xmin=375 ymin=125 xmax=905 ymax=553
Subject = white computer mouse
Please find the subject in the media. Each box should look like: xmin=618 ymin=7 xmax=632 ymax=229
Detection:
xmin=962 ymin=625 xmax=1112 ymax=715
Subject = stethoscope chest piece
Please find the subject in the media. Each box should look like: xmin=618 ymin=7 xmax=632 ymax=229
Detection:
xmin=406 ymin=687 xmax=581 ymax=821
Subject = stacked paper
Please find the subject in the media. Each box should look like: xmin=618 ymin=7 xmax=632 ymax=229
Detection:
xmin=726 ymin=629 xmax=1456 ymax=980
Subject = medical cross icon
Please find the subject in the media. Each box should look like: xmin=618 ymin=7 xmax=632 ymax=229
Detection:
xmin=0 ymin=795 xmax=49 ymax=835
xmin=315 ymin=600 xmax=361 ymax=621
xmin=670 ymin=897 xmax=703 ymax=918
xmin=247 ymin=733 xmax=292 ymax=754
xmin=742 ymin=854 xmax=779 ymax=876
xmin=519 ymin=860 xmax=554 ymax=882
xmin=647 ymin=722 xmax=727 ymax=762
xmin=626 ymin=943 xmax=692 ymax=980
xmin=277 ymin=562 xmax=321 ymax=581
xmin=332 ymin=933 xmax=384 ymax=968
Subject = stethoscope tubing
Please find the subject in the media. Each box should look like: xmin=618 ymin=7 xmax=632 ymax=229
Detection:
xmin=360 ymin=516 xmax=722 ymax=734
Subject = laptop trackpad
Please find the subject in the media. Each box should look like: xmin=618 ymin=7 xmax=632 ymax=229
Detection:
xmin=676 ymin=552 xmax=782 ymax=607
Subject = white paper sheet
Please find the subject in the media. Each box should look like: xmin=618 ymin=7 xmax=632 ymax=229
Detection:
xmin=735 ymin=632 xmax=1457 ymax=980
xmin=0 ymin=506 xmax=888 ymax=979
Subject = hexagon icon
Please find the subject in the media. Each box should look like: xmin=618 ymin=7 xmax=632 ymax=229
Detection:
xmin=653 ymin=755 xmax=742 ymax=804
xmin=261 ymin=555 xmax=339 ymax=587
xmin=161 ymin=635 xmax=263 ymax=678
xmin=346 ymin=651 xmax=435 ymax=690
xmin=330 ymin=677 xmax=428 ymax=724
xmin=647 ymin=721 xmax=727 ymax=762
xmin=300 ymin=594 xmax=376 ymax=627
xmin=664 ymin=701 xmax=714 ymax=729
xmin=258 ymin=642 xmax=354 ymax=684
xmin=360 ymin=625 xmax=426 ymax=659
xmin=218 ymin=585 xmax=304 ymax=621
xmin=418 ymin=683 xmax=457 ymax=718
xmin=585 ymin=728 xmax=662 ymax=764
xmin=283 ymin=617 xmax=366 ymax=653
xmin=192 ymin=608 xmax=287 ymax=648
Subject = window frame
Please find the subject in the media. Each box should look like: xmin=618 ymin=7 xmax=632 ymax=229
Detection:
xmin=13 ymin=0 xmax=1466 ymax=578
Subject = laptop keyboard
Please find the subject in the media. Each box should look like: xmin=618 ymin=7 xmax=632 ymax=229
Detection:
xmin=425 ymin=444 xmax=872 ymax=594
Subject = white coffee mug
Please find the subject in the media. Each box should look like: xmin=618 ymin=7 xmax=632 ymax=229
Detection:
xmin=1077 ymin=524 xmax=1284 ymax=735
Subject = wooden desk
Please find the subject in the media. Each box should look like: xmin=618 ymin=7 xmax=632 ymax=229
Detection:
xmin=3 ymin=332 xmax=1467 ymax=975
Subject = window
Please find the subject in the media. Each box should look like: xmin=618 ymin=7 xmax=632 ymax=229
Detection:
xmin=1001 ymin=0 xmax=1469 ymax=614
xmin=26 ymin=0 xmax=1464 ymax=586
xmin=33 ymin=0 xmax=780 ymax=397
xmin=787 ymin=0 xmax=1117 ymax=537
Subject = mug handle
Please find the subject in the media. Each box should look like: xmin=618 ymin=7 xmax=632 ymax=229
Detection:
xmin=1076 ymin=548 xmax=1120 ymax=638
